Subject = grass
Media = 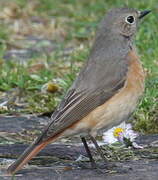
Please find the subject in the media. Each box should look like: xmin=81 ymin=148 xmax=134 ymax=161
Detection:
xmin=0 ymin=0 xmax=157 ymax=134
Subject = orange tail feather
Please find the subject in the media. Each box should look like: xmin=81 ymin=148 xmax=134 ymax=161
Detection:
xmin=7 ymin=136 xmax=57 ymax=175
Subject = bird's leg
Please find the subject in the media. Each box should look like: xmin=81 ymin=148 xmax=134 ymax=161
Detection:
xmin=81 ymin=137 xmax=97 ymax=168
xmin=89 ymin=135 xmax=107 ymax=163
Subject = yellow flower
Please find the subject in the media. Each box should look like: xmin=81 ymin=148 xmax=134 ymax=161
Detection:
xmin=113 ymin=127 xmax=124 ymax=137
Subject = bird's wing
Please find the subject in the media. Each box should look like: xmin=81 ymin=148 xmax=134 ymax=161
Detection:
xmin=38 ymin=49 xmax=131 ymax=142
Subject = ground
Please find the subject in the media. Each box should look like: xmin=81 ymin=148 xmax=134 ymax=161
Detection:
xmin=0 ymin=0 xmax=157 ymax=179
xmin=0 ymin=116 xmax=157 ymax=180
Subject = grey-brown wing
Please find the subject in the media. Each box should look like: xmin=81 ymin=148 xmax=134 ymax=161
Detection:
xmin=38 ymin=49 xmax=130 ymax=142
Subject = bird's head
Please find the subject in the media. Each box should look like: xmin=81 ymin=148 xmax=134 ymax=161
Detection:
xmin=98 ymin=8 xmax=151 ymax=39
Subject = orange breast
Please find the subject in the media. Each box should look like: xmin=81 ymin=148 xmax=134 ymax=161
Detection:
xmin=125 ymin=50 xmax=145 ymax=93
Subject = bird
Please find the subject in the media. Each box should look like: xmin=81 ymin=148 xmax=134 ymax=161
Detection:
xmin=7 ymin=7 xmax=150 ymax=174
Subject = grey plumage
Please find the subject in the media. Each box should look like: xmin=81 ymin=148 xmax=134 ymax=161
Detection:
xmin=38 ymin=8 xmax=136 ymax=142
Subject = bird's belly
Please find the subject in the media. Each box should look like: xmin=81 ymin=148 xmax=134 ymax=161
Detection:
xmin=90 ymin=88 xmax=142 ymax=135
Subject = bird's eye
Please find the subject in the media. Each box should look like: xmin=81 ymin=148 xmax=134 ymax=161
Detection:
xmin=125 ymin=16 xmax=135 ymax=24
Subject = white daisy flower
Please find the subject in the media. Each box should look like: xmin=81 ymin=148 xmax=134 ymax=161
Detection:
xmin=103 ymin=122 xmax=143 ymax=149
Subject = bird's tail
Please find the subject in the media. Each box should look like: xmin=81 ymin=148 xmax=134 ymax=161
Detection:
xmin=7 ymin=135 xmax=58 ymax=175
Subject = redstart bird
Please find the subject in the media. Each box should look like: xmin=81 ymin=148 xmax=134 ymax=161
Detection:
xmin=7 ymin=7 xmax=150 ymax=174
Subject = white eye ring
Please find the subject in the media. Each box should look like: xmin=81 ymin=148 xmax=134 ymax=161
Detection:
xmin=125 ymin=16 xmax=135 ymax=24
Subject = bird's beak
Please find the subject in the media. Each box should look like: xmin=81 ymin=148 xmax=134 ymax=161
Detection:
xmin=139 ymin=10 xmax=151 ymax=19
